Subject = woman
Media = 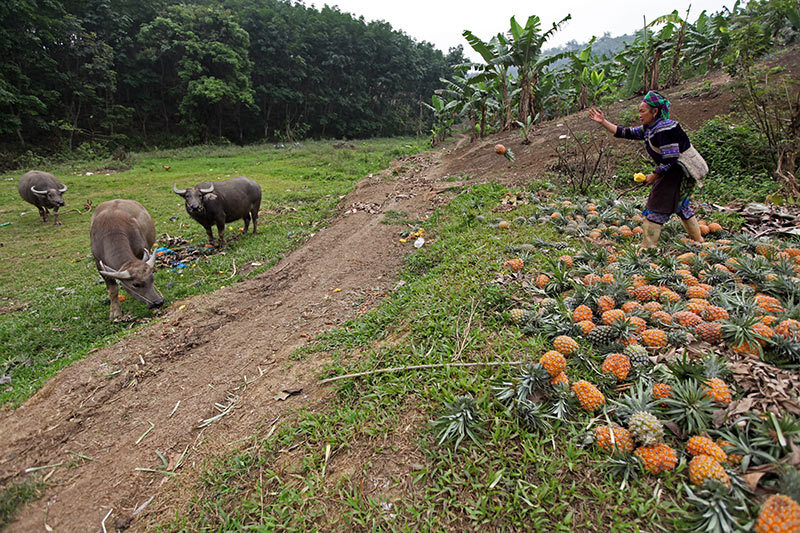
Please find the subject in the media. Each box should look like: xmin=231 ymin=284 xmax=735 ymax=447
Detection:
xmin=588 ymin=91 xmax=703 ymax=248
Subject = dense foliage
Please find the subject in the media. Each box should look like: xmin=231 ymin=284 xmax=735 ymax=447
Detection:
xmin=434 ymin=0 xmax=799 ymax=139
xmin=0 ymin=0 xmax=459 ymax=162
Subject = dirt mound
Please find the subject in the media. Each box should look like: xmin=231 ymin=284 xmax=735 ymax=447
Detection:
xmin=2 ymin=47 xmax=798 ymax=530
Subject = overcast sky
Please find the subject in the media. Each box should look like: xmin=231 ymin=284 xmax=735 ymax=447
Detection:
xmin=321 ymin=1 xmax=734 ymax=61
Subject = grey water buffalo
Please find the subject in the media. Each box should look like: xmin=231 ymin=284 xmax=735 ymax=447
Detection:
xmin=90 ymin=199 xmax=164 ymax=319
xmin=18 ymin=171 xmax=68 ymax=225
xmin=172 ymin=176 xmax=261 ymax=247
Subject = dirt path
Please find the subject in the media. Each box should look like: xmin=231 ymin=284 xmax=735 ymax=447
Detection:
xmin=0 ymin=148 xmax=463 ymax=532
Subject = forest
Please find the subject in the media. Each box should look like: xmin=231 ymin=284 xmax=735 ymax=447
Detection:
xmin=0 ymin=0 xmax=462 ymax=163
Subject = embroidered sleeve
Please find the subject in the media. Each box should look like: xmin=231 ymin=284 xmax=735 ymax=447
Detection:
xmin=615 ymin=125 xmax=645 ymax=140
xmin=654 ymin=141 xmax=680 ymax=175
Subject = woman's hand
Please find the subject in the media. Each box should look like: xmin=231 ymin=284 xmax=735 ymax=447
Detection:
xmin=645 ymin=173 xmax=659 ymax=185
xmin=588 ymin=107 xmax=605 ymax=124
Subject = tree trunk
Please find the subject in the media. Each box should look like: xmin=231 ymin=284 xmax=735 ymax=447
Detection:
xmin=579 ymin=84 xmax=588 ymax=110
xmin=480 ymin=105 xmax=487 ymax=139
xmin=502 ymin=74 xmax=511 ymax=131
xmin=668 ymin=28 xmax=686 ymax=87
xmin=517 ymin=73 xmax=531 ymax=124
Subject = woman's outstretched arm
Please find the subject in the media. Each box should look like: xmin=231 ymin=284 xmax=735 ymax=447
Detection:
xmin=588 ymin=107 xmax=618 ymax=135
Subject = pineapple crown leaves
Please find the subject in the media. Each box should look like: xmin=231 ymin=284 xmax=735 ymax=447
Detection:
xmin=432 ymin=395 xmax=486 ymax=452
xmin=721 ymin=315 xmax=767 ymax=356
xmin=702 ymin=354 xmax=732 ymax=381
xmin=494 ymin=363 xmax=553 ymax=405
xmin=662 ymin=379 xmax=716 ymax=436
xmin=765 ymin=334 xmax=800 ymax=365
xmin=774 ymin=465 xmax=800 ymax=505
xmin=610 ymin=380 xmax=659 ymax=425
xmin=602 ymin=452 xmax=644 ymax=491
xmin=683 ymin=482 xmax=753 ymax=533
xmin=712 ymin=417 xmax=785 ymax=472
xmin=733 ymin=254 xmax=771 ymax=286
xmin=751 ymin=411 xmax=800 ymax=458
xmin=515 ymin=398 xmax=554 ymax=433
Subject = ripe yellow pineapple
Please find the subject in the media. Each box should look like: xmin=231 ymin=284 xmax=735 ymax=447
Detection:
xmin=686 ymin=298 xmax=709 ymax=315
xmin=602 ymin=309 xmax=626 ymax=326
xmin=686 ymin=436 xmax=728 ymax=463
xmin=594 ymin=425 xmax=634 ymax=453
xmin=674 ymin=311 xmax=703 ymax=328
xmin=755 ymin=494 xmax=800 ymax=533
xmin=629 ymin=316 xmax=647 ymax=334
xmin=688 ymin=454 xmax=730 ymax=487
xmin=601 ymin=353 xmax=631 ymax=381
xmin=634 ymin=443 xmax=677 ymax=474
xmin=573 ymin=304 xmax=593 ymax=323
xmin=621 ymin=300 xmax=641 ymax=313
xmin=576 ymin=320 xmax=596 ymax=335
xmin=536 ymin=274 xmax=550 ymax=289
xmin=702 ymin=305 xmax=729 ymax=322
xmin=540 ymin=351 xmax=567 ymax=377
xmin=695 ymin=321 xmax=723 ymax=344
xmin=571 ymin=380 xmax=605 ymax=412
xmin=775 ymin=319 xmax=800 ymax=338
xmin=642 ymin=301 xmax=663 ymax=313
xmin=650 ymin=310 xmax=673 ymax=325
xmin=550 ymin=372 xmax=569 ymax=387
xmin=641 ymin=328 xmax=668 ymax=348
xmin=686 ymin=285 xmax=710 ymax=299
xmin=634 ymin=285 xmax=660 ymax=302
xmin=558 ymin=255 xmax=573 ymax=268
xmin=652 ymin=382 xmax=673 ymax=401
xmin=553 ymin=335 xmax=579 ymax=356
xmin=597 ymin=295 xmax=616 ymax=313
xmin=503 ymin=258 xmax=524 ymax=272
xmin=755 ymin=294 xmax=784 ymax=315
xmin=704 ymin=378 xmax=732 ymax=404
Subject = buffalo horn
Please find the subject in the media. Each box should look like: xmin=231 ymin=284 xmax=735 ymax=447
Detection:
xmin=58 ymin=184 xmax=67 ymax=193
xmin=30 ymin=186 xmax=47 ymax=195
xmin=143 ymin=249 xmax=157 ymax=268
xmin=98 ymin=260 xmax=133 ymax=280
xmin=199 ymin=184 xmax=214 ymax=194
xmin=172 ymin=183 xmax=187 ymax=195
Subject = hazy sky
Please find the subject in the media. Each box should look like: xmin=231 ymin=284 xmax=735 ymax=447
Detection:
xmin=321 ymin=1 xmax=734 ymax=60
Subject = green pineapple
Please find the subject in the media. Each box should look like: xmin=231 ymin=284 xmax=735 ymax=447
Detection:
xmin=588 ymin=325 xmax=617 ymax=346
xmin=628 ymin=410 xmax=665 ymax=446
xmin=625 ymin=344 xmax=651 ymax=369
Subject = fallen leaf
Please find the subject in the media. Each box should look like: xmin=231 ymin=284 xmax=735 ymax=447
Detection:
xmin=275 ymin=388 xmax=302 ymax=401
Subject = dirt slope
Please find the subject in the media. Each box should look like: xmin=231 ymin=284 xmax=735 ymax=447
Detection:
xmin=3 ymin=46 xmax=798 ymax=531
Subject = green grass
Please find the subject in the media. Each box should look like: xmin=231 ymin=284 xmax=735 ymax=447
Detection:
xmin=158 ymin=184 xmax=690 ymax=532
xmin=0 ymin=480 xmax=42 ymax=529
xmin=0 ymin=138 xmax=427 ymax=407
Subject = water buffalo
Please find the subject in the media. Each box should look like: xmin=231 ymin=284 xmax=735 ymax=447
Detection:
xmin=18 ymin=171 xmax=68 ymax=225
xmin=90 ymin=199 xmax=164 ymax=319
xmin=172 ymin=177 xmax=261 ymax=248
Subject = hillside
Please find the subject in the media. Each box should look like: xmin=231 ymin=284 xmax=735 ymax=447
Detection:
xmin=1 ymin=45 xmax=799 ymax=531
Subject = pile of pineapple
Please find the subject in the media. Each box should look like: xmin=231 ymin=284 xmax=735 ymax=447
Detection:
xmin=499 ymin=196 xmax=800 ymax=532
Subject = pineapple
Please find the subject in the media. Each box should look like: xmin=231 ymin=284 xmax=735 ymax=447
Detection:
xmin=621 ymin=300 xmax=641 ymax=313
xmin=594 ymin=425 xmax=635 ymax=453
xmin=597 ymin=295 xmax=616 ymax=313
xmin=702 ymin=305 xmax=729 ymax=322
xmin=688 ymin=455 xmax=730 ymax=487
xmin=755 ymin=494 xmax=800 ymax=533
xmin=686 ymin=285 xmax=711 ymax=299
xmin=576 ymin=320 xmax=596 ymax=336
xmin=703 ymin=377 xmax=732 ymax=404
xmin=722 ymin=315 xmax=764 ymax=356
xmin=674 ymin=310 xmax=703 ymax=328
xmin=509 ymin=308 xmax=526 ymax=324
xmin=571 ymin=380 xmax=605 ymax=412
xmin=667 ymin=328 xmax=691 ymax=346
xmin=628 ymin=411 xmax=665 ymax=446
xmin=628 ymin=316 xmax=648 ymax=334
xmin=536 ymin=274 xmax=551 ymax=289
xmin=652 ymin=382 xmax=672 ymax=401
xmin=634 ymin=443 xmax=677 ymax=474
xmin=625 ymin=344 xmax=651 ymax=368
xmin=642 ymin=301 xmax=663 ymax=313
xmin=602 ymin=309 xmax=626 ymax=326
xmin=572 ymin=304 xmax=593 ymax=323
xmin=686 ymin=298 xmax=709 ymax=316
xmin=634 ymin=285 xmax=660 ymax=302
xmin=588 ymin=325 xmax=617 ymax=346
xmin=540 ymin=350 xmax=567 ymax=377
xmin=663 ymin=379 xmax=715 ymax=435
xmin=686 ymin=435 xmax=728 ymax=463
xmin=775 ymin=318 xmax=800 ymax=339
xmin=650 ymin=310 xmax=673 ymax=326
xmin=755 ymin=293 xmax=785 ymax=315
xmin=550 ymin=372 xmax=569 ymax=387
xmin=601 ymin=353 xmax=631 ymax=381
xmin=695 ymin=321 xmax=723 ymax=344
xmin=553 ymin=335 xmax=579 ymax=356
xmin=503 ymin=258 xmax=524 ymax=272
xmin=641 ymin=328 xmax=668 ymax=348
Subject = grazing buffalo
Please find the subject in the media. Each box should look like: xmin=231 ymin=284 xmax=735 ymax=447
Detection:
xmin=173 ymin=177 xmax=261 ymax=248
xmin=18 ymin=171 xmax=68 ymax=225
xmin=90 ymin=199 xmax=164 ymax=319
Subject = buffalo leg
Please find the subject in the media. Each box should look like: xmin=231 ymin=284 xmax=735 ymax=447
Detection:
xmin=52 ymin=206 xmax=62 ymax=226
xmin=217 ymin=222 xmax=226 ymax=248
xmin=243 ymin=213 xmax=250 ymax=234
xmin=251 ymin=208 xmax=258 ymax=234
xmin=37 ymin=206 xmax=49 ymax=223
xmin=106 ymin=281 xmax=123 ymax=319
xmin=205 ymin=226 xmax=215 ymax=246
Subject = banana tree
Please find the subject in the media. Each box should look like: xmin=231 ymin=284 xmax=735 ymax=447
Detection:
xmin=422 ymin=92 xmax=458 ymax=146
xmin=648 ymin=6 xmax=692 ymax=87
xmin=462 ymin=30 xmax=514 ymax=130
xmin=684 ymin=10 xmax=730 ymax=73
xmin=505 ymin=14 xmax=571 ymax=124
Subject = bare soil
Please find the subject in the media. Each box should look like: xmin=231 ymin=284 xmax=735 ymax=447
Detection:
xmin=2 ymin=46 xmax=799 ymax=532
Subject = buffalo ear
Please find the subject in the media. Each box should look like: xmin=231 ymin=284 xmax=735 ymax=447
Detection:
xmin=204 ymin=193 xmax=218 ymax=201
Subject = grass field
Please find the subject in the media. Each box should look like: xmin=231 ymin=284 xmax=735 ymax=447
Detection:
xmin=160 ymin=184 xmax=692 ymax=532
xmin=0 ymin=138 xmax=426 ymax=407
